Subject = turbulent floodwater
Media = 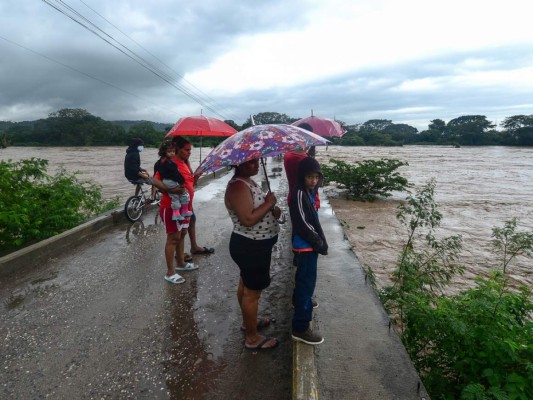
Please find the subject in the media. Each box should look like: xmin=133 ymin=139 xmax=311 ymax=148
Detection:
xmin=2 ymin=145 xmax=532 ymax=290
xmin=0 ymin=146 xmax=207 ymax=204
xmin=316 ymin=145 xmax=533 ymax=292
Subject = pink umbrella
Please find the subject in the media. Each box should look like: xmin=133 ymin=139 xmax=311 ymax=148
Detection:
xmin=291 ymin=115 xmax=346 ymax=138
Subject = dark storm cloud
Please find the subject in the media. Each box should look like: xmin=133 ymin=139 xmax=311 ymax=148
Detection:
xmin=1 ymin=1 xmax=532 ymax=129
xmin=0 ymin=0 xmax=310 ymax=121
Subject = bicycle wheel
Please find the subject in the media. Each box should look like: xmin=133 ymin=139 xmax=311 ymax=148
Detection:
xmin=124 ymin=196 xmax=144 ymax=222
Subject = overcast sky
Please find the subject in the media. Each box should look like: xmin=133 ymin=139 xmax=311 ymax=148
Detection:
xmin=1 ymin=0 xmax=532 ymax=131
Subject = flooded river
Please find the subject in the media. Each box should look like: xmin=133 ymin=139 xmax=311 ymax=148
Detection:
xmin=316 ymin=145 xmax=533 ymax=292
xmin=0 ymin=146 xmax=206 ymax=204
xmin=1 ymin=145 xmax=532 ymax=291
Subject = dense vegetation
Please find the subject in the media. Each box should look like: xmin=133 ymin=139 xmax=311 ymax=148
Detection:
xmin=1 ymin=109 xmax=533 ymax=147
xmin=376 ymin=180 xmax=533 ymax=400
xmin=0 ymin=158 xmax=119 ymax=255
xmin=321 ymin=158 xmax=409 ymax=201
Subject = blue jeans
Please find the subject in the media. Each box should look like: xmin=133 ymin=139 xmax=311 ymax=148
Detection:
xmin=292 ymin=251 xmax=318 ymax=332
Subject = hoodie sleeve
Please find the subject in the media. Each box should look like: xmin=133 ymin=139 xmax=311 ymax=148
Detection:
xmin=290 ymin=188 xmax=328 ymax=254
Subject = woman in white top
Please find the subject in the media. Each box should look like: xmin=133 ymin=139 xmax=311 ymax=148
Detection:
xmin=224 ymin=158 xmax=282 ymax=351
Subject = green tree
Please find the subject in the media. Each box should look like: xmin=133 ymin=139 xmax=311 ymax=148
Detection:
xmin=0 ymin=158 xmax=119 ymax=254
xmin=501 ymin=115 xmax=533 ymax=146
xmin=321 ymin=158 xmax=409 ymax=201
xmin=447 ymin=115 xmax=495 ymax=145
xmin=383 ymin=123 xmax=418 ymax=144
xmin=428 ymin=118 xmax=446 ymax=133
xmin=5 ymin=124 xmax=35 ymax=145
xmin=359 ymin=119 xmax=393 ymax=132
xmin=128 ymin=121 xmax=162 ymax=146
xmin=224 ymin=119 xmax=241 ymax=131
xmin=491 ymin=218 xmax=533 ymax=274
xmin=366 ymin=132 xmax=398 ymax=146
xmin=338 ymin=132 xmax=365 ymax=146
xmin=242 ymin=112 xmax=294 ymax=128
xmin=501 ymin=114 xmax=533 ymax=131
xmin=418 ymin=119 xmax=447 ymax=143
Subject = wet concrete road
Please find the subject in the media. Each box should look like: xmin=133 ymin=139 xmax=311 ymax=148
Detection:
xmin=1 ymin=158 xmax=295 ymax=399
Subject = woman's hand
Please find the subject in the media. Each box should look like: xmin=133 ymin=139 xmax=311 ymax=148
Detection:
xmin=271 ymin=206 xmax=282 ymax=219
xmin=193 ymin=172 xmax=201 ymax=186
xmin=265 ymin=192 xmax=277 ymax=208
xmin=151 ymin=178 xmax=183 ymax=194
xmin=169 ymin=186 xmax=186 ymax=195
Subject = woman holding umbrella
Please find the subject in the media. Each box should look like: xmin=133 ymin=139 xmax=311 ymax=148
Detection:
xmin=225 ymin=158 xmax=282 ymax=350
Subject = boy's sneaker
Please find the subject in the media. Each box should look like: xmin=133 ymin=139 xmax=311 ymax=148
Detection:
xmin=292 ymin=299 xmax=319 ymax=309
xmin=292 ymin=328 xmax=324 ymax=345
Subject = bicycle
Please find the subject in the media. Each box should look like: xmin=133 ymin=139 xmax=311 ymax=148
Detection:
xmin=124 ymin=182 xmax=161 ymax=222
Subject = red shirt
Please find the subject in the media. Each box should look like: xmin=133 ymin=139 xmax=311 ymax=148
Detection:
xmin=157 ymin=158 xmax=195 ymax=209
xmin=284 ymin=152 xmax=308 ymax=205
xmin=283 ymin=152 xmax=321 ymax=209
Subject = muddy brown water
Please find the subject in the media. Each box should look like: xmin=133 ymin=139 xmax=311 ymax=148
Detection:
xmin=0 ymin=146 xmax=203 ymax=204
xmin=316 ymin=145 xmax=533 ymax=293
xmin=2 ymin=145 xmax=532 ymax=292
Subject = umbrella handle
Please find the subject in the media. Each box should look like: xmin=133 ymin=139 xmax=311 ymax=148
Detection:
xmin=260 ymin=158 xmax=271 ymax=193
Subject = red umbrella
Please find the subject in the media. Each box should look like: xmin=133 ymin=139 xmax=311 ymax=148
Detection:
xmin=165 ymin=115 xmax=237 ymax=137
xmin=291 ymin=115 xmax=346 ymax=138
xmin=165 ymin=115 xmax=237 ymax=160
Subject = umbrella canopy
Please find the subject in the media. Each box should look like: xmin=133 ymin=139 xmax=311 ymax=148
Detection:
xmin=194 ymin=124 xmax=329 ymax=176
xmin=165 ymin=115 xmax=237 ymax=138
xmin=292 ymin=115 xmax=346 ymax=138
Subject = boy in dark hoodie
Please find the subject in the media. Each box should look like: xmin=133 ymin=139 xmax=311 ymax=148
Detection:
xmin=289 ymin=156 xmax=328 ymax=345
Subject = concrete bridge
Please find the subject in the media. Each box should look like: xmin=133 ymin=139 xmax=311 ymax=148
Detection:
xmin=0 ymin=157 xmax=428 ymax=399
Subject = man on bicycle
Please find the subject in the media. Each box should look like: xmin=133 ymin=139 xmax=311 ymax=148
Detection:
xmin=124 ymin=137 xmax=152 ymax=197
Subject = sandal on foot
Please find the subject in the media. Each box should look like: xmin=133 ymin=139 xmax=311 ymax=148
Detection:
xmin=240 ymin=317 xmax=272 ymax=332
xmin=245 ymin=336 xmax=279 ymax=351
xmin=164 ymin=273 xmax=185 ymax=284
xmin=176 ymin=254 xmax=194 ymax=263
xmin=191 ymin=247 xmax=215 ymax=255
xmin=175 ymin=262 xmax=198 ymax=271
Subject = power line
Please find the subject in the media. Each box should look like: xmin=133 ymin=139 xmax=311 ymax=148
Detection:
xmin=42 ymin=0 xmax=238 ymax=121
xmin=77 ymin=0 xmax=238 ymax=121
xmin=0 ymin=34 xmax=181 ymax=119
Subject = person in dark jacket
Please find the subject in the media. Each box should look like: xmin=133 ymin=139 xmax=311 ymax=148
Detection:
xmin=124 ymin=138 xmax=150 ymax=196
xmin=289 ymin=156 xmax=328 ymax=345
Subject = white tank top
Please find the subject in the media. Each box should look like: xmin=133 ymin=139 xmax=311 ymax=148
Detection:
xmin=227 ymin=177 xmax=279 ymax=240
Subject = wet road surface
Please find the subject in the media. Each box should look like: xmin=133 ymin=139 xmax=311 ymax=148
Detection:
xmin=1 ymin=158 xmax=295 ymax=399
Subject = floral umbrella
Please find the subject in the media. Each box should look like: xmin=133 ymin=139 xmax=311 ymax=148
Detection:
xmin=194 ymin=124 xmax=329 ymax=189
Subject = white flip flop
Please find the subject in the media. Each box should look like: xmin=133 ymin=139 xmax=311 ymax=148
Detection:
xmin=164 ymin=273 xmax=185 ymax=284
xmin=175 ymin=262 xmax=198 ymax=271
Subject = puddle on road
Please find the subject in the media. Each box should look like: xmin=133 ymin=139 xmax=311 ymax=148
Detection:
xmin=4 ymin=272 xmax=59 ymax=310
